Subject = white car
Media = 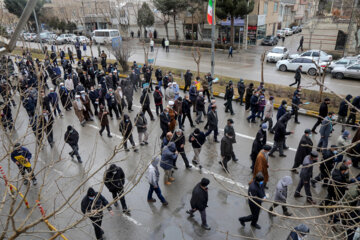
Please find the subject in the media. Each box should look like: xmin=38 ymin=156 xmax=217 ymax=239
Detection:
xmin=289 ymin=50 xmax=333 ymax=62
xmin=72 ymin=36 xmax=90 ymax=44
xmin=283 ymin=28 xmax=293 ymax=36
xmin=266 ymin=46 xmax=289 ymax=63
xmin=277 ymin=30 xmax=285 ymax=38
xmin=327 ymin=57 xmax=358 ymax=71
xmin=276 ymin=57 xmax=323 ymax=76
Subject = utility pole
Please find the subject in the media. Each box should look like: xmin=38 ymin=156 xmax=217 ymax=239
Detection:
xmin=33 ymin=10 xmax=44 ymax=53
xmin=343 ymin=0 xmax=359 ymax=56
xmin=211 ymin=0 xmax=215 ymax=78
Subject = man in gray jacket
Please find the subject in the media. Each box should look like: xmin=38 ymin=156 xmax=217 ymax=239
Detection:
xmin=147 ymin=156 xmax=168 ymax=206
xmin=294 ymin=151 xmax=318 ymax=204
xmin=317 ymin=112 xmax=335 ymax=151
xmin=269 ymin=176 xmax=292 ymax=216
xmin=135 ymin=112 xmax=148 ymax=145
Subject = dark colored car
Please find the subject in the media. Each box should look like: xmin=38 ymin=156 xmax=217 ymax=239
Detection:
xmin=261 ymin=36 xmax=278 ymax=46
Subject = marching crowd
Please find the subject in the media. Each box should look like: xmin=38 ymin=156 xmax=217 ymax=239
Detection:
xmin=0 ymin=43 xmax=360 ymax=240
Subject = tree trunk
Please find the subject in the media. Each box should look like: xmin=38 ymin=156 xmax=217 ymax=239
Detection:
xmin=164 ymin=22 xmax=169 ymax=39
xmin=261 ymin=52 xmax=265 ymax=83
xmin=191 ymin=14 xmax=194 ymax=43
xmin=173 ymin=14 xmax=178 ymax=40
xmin=355 ymin=27 xmax=360 ymax=54
xmin=230 ymin=16 xmax=235 ymax=46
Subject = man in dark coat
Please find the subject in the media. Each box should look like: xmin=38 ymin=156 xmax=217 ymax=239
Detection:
xmin=81 ymin=187 xmax=113 ymax=240
xmin=64 ymin=125 xmax=82 ymax=163
xmin=224 ymin=81 xmax=234 ymax=115
xmin=297 ymin=36 xmax=304 ymax=51
xmin=140 ymin=89 xmax=155 ymax=121
xmin=276 ymin=100 xmax=287 ymax=122
xmin=269 ymin=113 xmax=293 ymax=157
xmin=171 ymin=129 xmax=192 ymax=169
xmin=245 ymin=83 xmax=254 ymax=111
xmin=38 ymin=109 xmax=55 ymax=148
xmin=195 ymin=92 xmax=205 ymax=124
xmin=186 ymin=178 xmax=211 ymax=230
xmin=289 ymin=65 xmax=302 ymax=87
xmin=105 ymin=88 xmax=120 ymax=120
xmin=247 ymin=91 xmax=259 ymax=123
xmin=250 ymin=123 xmax=267 ymax=171
xmin=338 ymin=94 xmax=352 ymax=132
xmin=189 ymin=82 xmax=198 ymax=112
xmin=104 ymin=164 xmax=130 ymax=213
xmin=237 ymin=79 xmax=246 ymax=105
xmin=239 ymin=172 xmax=266 ymax=229
xmin=123 ymin=81 xmax=134 ymax=112
xmin=346 ymin=96 xmax=360 ymax=130
xmin=287 ymin=224 xmax=310 ymax=240
xmin=153 ymin=86 xmax=163 ymax=116
xmin=205 ymin=104 xmax=219 ymax=142
xmin=184 ymin=69 xmax=192 ymax=93
xmin=220 ymin=131 xmax=234 ymax=172
xmin=294 ymin=151 xmax=318 ymax=204
xmin=119 ymin=114 xmax=138 ymax=152
xmin=321 ymin=164 xmax=348 ymax=206
xmin=181 ymin=95 xmax=194 ymax=128
xmin=291 ymin=91 xmax=302 ymax=124
xmin=189 ymin=128 xmax=206 ymax=166
xmin=292 ymin=129 xmax=313 ymax=173
xmin=312 ymin=97 xmax=330 ymax=134
xmin=224 ymin=118 xmax=238 ymax=162
xmin=160 ymin=108 xmax=170 ymax=139
xmin=98 ymin=105 xmax=112 ymax=137
xmin=312 ymin=145 xmax=339 ymax=187
xmin=89 ymin=86 xmax=100 ymax=116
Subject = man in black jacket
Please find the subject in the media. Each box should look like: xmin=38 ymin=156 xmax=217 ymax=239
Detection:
xmin=39 ymin=109 xmax=55 ymax=148
xmin=81 ymin=187 xmax=113 ymax=240
xmin=237 ymin=79 xmax=246 ymax=105
xmin=292 ymin=129 xmax=313 ymax=173
xmin=189 ymin=128 xmax=206 ymax=166
xmin=224 ymin=119 xmax=238 ymax=162
xmin=239 ymin=172 xmax=266 ymax=229
xmin=220 ymin=131 xmax=234 ymax=172
xmin=224 ymin=81 xmax=234 ymax=115
xmin=119 ymin=114 xmax=138 ymax=152
xmin=160 ymin=108 xmax=170 ymax=139
xmin=186 ymin=178 xmax=211 ymax=230
xmin=104 ymin=164 xmax=130 ymax=214
xmin=269 ymin=114 xmax=293 ymax=157
xmin=312 ymin=145 xmax=339 ymax=187
xmin=64 ymin=125 xmax=82 ymax=163
xmin=312 ymin=98 xmax=330 ymax=134
xmin=181 ymin=95 xmax=195 ymax=128
xmin=250 ymin=123 xmax=267 ymax=171
xmin=140 ymin=89 xmax=155 ymax=121
xmin=184 ymin=70 xmax=192 ymax=93
xmin=289 ymin=65 xmax=302 ymax=87
xmin=205 ymin=104 xmax=219 ymax=142
xmin=172 ymin=129 xmax=192 ymax=169
xmin=321 ymin=164 xmax=348 ymax=206
xmin=338 ymin=94 xmax=352 ymax=132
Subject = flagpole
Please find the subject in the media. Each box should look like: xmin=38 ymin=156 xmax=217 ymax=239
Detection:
xmin=210 ymin=0 xmax=215 ymax=98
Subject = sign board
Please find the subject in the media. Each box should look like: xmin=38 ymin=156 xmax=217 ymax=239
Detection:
xmin=111 ymin=36 xmax=122 ymax=49
xmin=257 ymin=15 xmax=266 ymax=26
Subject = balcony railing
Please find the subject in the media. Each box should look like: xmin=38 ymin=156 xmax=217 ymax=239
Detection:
xmin=280 ymin=0 xmax=296 ymax=5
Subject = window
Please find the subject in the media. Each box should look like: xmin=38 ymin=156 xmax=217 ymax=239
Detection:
xmin=336 ymin=61 xmax=347 ymax=65
xmin=348 ymin=64 xmax=360 ymax=70
xmin=312 ymin=52 xmax=320 ymax=57
xmin=302 ymin=59 xmax=313 ymax=63
xmin=264 ymin=2 xmax=268 ymax=15
xmin=301 ymin=52 xmax=312 ymax=56
xmin=274 ymin=3 xmax=278 ymax=12
xmin=292 ymin=58 xmax=303 ymax=63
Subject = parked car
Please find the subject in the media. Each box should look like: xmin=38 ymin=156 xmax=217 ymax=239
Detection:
xmin=331 ymin=63 xmax=360 ymax=79
xmin=261 ymin=35 xmax=278 ymax=46
xmin=25 ymin=33 xmax=37 ymax=42
xmin=266 ymin=46 xmax=289 ymax=62
xmin=55 ymin=34 xmax=77 ymax=44
xmin=276 ymin=57 xmax=323 ymax=76
xmin=283 ymin=28 xmax=293 ymax=36
xmin=327 ymin=57 xmax=359 ymax=71
xmin=289 ymin=50 xmax=333 ymax=62
xmin=72 ymin=36 xmax=90 ymax=44
xmin=277 ymin=30 xmax=285 ymax=38
xmin=291 ymin=26 xmax=300 ymax=33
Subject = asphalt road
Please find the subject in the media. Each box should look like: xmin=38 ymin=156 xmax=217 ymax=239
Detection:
xmin=1 ymin=79 xmax=359 ymax=239
xmin=16 ymin=35 xmax=360 ymax=96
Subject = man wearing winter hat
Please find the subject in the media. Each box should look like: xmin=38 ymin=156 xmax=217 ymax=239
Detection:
xmin=81 ymin=187 xmax=113 ymax=240
xmin=292 ymin=129 xmax=313 ymax=174
xmin=250 ymin=123 xmax=268 ymax=171
xmin=186 ymin=178 xmax=211 ymax=230
xmin=287 ymin=224 xmax=309 ymax=240
xmin=263 ymin=96 xmax=274 ymax=131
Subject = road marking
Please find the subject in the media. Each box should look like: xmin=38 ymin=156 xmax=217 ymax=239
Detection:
xmin=122 ymin=214 xmax=142 ymax=226
xmin=87 ymin=124 xmax=123 ymax=140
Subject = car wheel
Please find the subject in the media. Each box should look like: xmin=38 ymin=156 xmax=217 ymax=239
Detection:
xmin=279 ymin=64 xmax=287 ymax=72
xmin=335 ymin=72 xmax=344 ymax=79
xmin=308 ymin=68 xmax=317 ymax=76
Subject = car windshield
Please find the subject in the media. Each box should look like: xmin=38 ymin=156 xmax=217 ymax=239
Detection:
xmin=265 ymin=36 xmax=272 ymax=40
xmin=271 ymin=48 xmax=283 ymax=53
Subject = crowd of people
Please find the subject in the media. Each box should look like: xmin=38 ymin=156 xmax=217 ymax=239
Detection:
xmin=0 ymin=42 xmax=360 ymax=240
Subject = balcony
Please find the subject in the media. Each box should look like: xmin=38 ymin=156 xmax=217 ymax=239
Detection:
xmin=280 ymin=0 xmax=296 ymax=5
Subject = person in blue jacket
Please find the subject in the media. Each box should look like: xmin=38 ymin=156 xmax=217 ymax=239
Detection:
xmin=11 ymin=143 xmax=37 ymax=186
xmin=160 ymin=142 xmax=178 ymax=185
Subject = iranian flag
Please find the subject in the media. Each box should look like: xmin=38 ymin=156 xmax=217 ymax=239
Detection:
xmin=207 ymin=0 xmax=214 ymax=25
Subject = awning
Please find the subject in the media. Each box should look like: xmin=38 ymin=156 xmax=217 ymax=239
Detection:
xmin=220 ymin=17 xmax=245 ymax=26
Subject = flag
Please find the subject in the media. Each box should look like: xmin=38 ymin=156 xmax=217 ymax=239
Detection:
xmin=207 ymin=0 xmax=214 ymax=25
